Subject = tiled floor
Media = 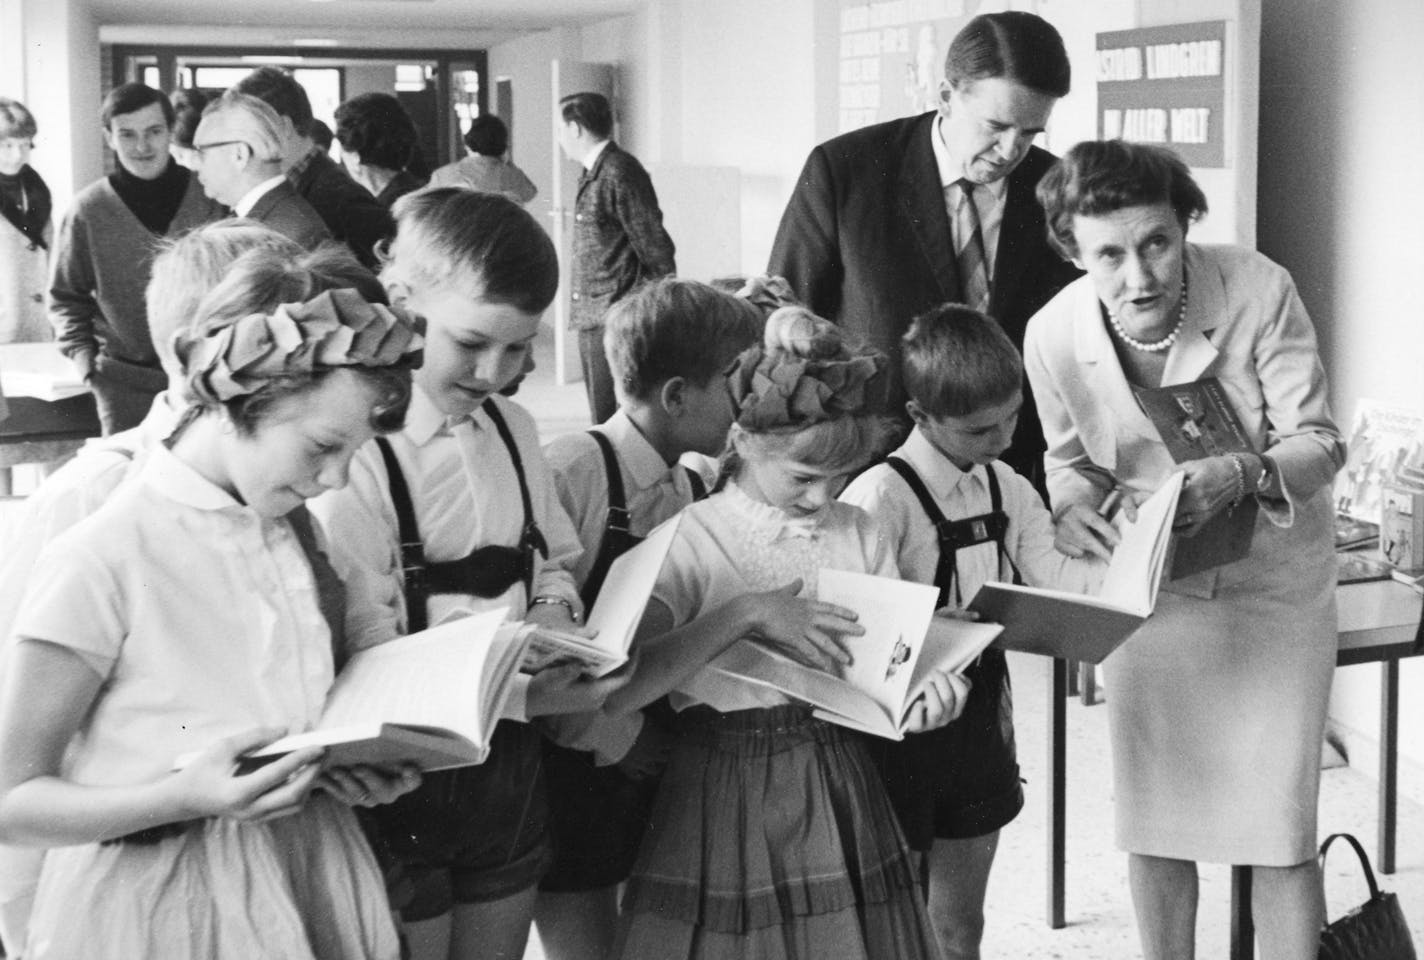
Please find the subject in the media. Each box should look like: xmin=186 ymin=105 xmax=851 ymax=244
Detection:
xmin=520 ymin=323 xmax=1424 ymax=958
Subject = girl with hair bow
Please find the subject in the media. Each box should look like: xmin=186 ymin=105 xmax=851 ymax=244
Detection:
xmin=604 ymin=306 xmax=972 ymax=960
xmin=0 ymin=283 xmax=423 ymax=959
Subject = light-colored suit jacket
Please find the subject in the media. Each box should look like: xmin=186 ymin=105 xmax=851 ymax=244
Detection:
xmin=1023 ymin=242 xmax=1344 ymax=597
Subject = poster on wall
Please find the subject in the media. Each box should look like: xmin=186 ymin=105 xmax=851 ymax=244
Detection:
xmin=1096 ymin=21 xmax=1227 ymax=167
xmin=837 ymin=0 xmax=978 ymax=133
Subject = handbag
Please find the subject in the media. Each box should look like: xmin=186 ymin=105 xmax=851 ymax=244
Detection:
xmin=1318 ymin=832 xmax=1417 ymax=960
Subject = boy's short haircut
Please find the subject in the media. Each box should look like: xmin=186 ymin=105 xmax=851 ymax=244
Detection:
xmin=902 ymin=303 xmax=1023 ymax=417
xmin=603 ymin=277 xmax=762 ymax=401
xmin=100 ymin=83 xmax=174 ymax=129
xmin=464 ymin=114 xmax=509 ymax=157
xmin=387 ymin=187 xmax=559 ymax=315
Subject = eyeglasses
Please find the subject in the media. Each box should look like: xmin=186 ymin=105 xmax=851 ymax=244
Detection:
xmin=191 ymin=139 xmax=247 ymax=158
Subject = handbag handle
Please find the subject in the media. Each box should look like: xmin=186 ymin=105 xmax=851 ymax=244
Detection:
xmin=1319 ymin=832 xmax=1382 ymax=921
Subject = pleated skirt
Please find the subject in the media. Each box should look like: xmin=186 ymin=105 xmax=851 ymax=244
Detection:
xmin=615 ymin=704 xmax=941 ymax=960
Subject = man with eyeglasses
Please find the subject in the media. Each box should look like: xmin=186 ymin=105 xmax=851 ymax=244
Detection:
xmin=49 ymin=82 xmax=223 ymax=434
xmin=193 ymin=91 xmax=330 ymax=249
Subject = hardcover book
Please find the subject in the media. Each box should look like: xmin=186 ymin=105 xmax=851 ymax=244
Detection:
xmin=967 ymin=471 xmax=1183 ymax=663
xmin=179 ymin=608 xmax=531 ymax=774
xmin=1335 ymin=399 xmax=1424 ymax=522
xmin=1133 ymin=377 xmax=1258 ymax=579
xmin=709 ymin=569 xmax=1002 ymax=740
xmin=521 ymin=516 xmax=681 ymax=676
xmin=1380 ymin=481 xmax=1424 ymax=574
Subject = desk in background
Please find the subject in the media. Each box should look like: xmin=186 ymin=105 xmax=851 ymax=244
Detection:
xmin=0 ymin=343 xmax=99 ymax=492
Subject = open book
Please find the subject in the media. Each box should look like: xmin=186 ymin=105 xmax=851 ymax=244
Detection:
xmin=709 ymin=569 xmax=1003 ymax=740
xmin=181 ymin=608 xmax=531 ymax=773
xmin=522 ymin=516 xmax=680 ymax=677
xmin=967 ymin=471 xmax=1185 ymax=663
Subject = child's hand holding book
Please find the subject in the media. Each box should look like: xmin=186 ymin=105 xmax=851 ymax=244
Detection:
xmin=743 ymin=578 xmax=862 ymax=674
xmin=171 ymin=726 xmax=326 ymax=824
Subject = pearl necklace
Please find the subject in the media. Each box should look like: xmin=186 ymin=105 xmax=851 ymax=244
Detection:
xmin=1107 ymin=277 xmax=1187 ymax=353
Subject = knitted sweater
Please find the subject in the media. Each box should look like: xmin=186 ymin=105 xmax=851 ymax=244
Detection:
xmin=48 ymin=171 xmax=223 ymax=368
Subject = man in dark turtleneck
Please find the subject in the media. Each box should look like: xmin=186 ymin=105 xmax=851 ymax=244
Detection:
xmin=49 ymin=83 xmax=224 ymax=434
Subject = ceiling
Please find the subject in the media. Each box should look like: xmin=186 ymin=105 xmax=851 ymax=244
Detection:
xmin=93 ymin=0 xmax=642 ymax=48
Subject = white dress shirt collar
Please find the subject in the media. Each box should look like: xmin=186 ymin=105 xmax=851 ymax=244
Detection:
xmin=233 ymin=174 xmax=287 ymax=217
xmin=598 ymin=409 xmax=670 ymax=492
xmin=900 ymin=425 xmax=985 ymax=502
xmin=932 ymin=114 xmax=1008 ymax=205
xmin=583 ymin=139 xmax=611 ymax=172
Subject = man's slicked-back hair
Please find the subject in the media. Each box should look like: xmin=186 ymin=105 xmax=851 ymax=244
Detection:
xmin=902 ymin=303 xmax=1024 ymax=418
xmin=100 ymin=83 xmax=175 ymax=129
xmin=386 ymin=187 xmax=559 ymax=315
xmin=944 ymin=11 xmax=1071 ymax=98
xmin=231 ymin=66 xmax=314 ymax=136
xmin=559 ymin=92 xmax=613 ymax=140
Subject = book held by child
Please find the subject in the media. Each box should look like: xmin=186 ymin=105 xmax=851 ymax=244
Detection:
xmin=967 ymin=471 xmax=1184 ymax=663
xmin=708 ymin=568 xmax=1003 ymax=740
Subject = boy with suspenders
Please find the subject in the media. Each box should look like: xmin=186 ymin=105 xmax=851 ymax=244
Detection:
xmin=841 ymin=304 xmax=1101 ymax=959
xmin=538 ymin=278 xmax=763 ymax=960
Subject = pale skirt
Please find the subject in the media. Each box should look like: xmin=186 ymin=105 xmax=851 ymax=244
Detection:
xmin=1104 ymin=544 xmax=1337 ymax=866
xmin=24 ymin=795 xmax=400 ymax=960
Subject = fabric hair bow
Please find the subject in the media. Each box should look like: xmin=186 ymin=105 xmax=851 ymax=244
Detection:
xmin=725 ymin=343 xmax=888 ymax=431
xmin=185 ymin=288 xmax=423 ymax=405
xmin=734 ymin=274 xmax=801 ymax=316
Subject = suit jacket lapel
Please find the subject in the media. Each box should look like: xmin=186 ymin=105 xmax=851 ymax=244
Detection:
xmin=990 ymin=162 xmax=1038 ymax=319
xmin=1162 ymin=243 xmax=1221 ymax=385
xmin=897 ymin=114 xmax=957 ymax=301
xmin=1070 ymin=282 xmax=1157 ymax=441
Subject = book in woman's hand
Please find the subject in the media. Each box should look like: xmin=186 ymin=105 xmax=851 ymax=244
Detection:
xmin=177 ymin=608 xmax=531 ymax=774
xmin=1133 ymin=377 xmax=1259 ymax=578
xmin=967 ymin=471 xmax=1184 ymax=663
xmin=708 ymin=569 xmax=1003 ymax=740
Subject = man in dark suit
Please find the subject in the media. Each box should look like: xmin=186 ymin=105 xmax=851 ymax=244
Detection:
xmin=193 ymin=91 xmax=331 ymax=250
xmin=768 ymin=14 xmax=1078 ymax=960
xmin=558 ymin=91 xmax=676 ymax=424
xmin=769 ymin=11 xmax=1080 ymax=490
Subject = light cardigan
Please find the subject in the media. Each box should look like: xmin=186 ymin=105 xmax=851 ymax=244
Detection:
xmin=1023 ymin=241 xmax=1344 ymax=598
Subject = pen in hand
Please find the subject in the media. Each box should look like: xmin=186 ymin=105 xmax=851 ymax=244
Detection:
xmin=1098 ymin=488 xmax=1123 ymax=521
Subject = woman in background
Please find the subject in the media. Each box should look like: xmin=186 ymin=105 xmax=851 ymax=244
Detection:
xmin=0 ymin=96 xmax=51 ymax=344
xmin=334 ymin=92 xmax=426 ymax=208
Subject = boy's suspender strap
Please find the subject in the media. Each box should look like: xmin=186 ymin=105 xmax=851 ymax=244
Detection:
xmin=886 ymin=456 xmax=958 ymax=608
xmin=375 ymin=435 xmax=431 ymax=633
xmin=885 ymin=456 xmax=1018 ymax=607
xmin=685 ymin=466 xmax=708 ymax=502
xmin=580 ymin=430 xmax=639 ymax=608
xmin=481 ymin=399 xmax=549 ymax=601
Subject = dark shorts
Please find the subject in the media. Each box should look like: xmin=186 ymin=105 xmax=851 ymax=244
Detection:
xmin=537 ymin=739 xmax=660 ymax=892
xmin=362 ymin=720 xmax=552 ymax=922
xmin=872 ymin=647 xmax=1023 ymax=851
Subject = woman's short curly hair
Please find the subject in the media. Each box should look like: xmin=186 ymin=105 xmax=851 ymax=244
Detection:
xmin=334 ymin=92 xmax=418 ymax=172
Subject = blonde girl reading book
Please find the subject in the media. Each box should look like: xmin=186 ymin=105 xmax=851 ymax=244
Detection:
xmin=605 ymin=306 xmax=970 ymax=960
xmin=0 ymin=277 xmax=424 ymax=959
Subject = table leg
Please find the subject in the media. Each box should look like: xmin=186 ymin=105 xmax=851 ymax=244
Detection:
xmin=1079 ymin=661 xmax=1097 ymax=706
xmin=1379 ymin=658 xmax=1399 ymax=874
xmin=1047 ymin=657 xmax=1067 ymax=929
xmin=1230 ymin=865 xmax=1254 ymax=960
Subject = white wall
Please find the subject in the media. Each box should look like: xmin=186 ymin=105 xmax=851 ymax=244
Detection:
xmin=10 ymin=0 xmax=103 ymax=212
xmin=1259 ymin=0 xmax=1424 ymax=799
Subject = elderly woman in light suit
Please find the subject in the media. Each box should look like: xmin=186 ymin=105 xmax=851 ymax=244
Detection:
xmin=1023 ymin=140 xmax=1344 ymax=960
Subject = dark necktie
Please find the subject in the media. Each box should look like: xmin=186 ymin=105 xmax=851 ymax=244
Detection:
xmin=953 ymin=178 xmax=991 ymax=311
